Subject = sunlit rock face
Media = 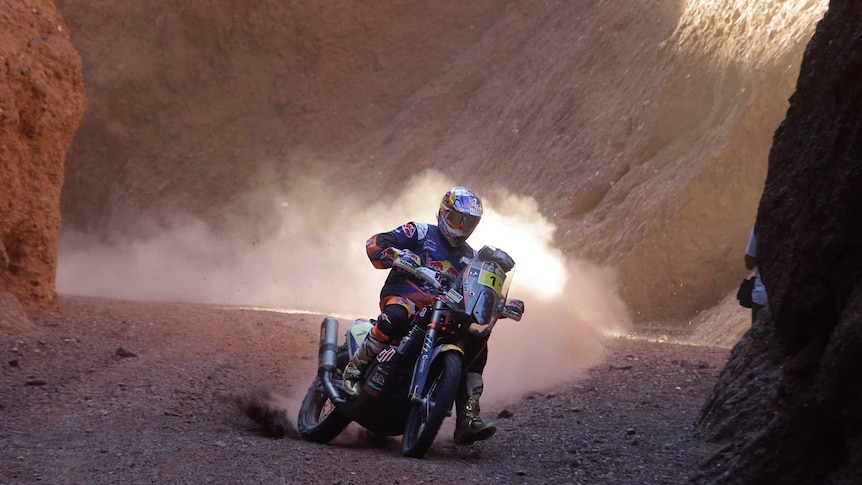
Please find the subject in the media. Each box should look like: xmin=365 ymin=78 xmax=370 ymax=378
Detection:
xmin=54 ymin=0 xmax=826 ymax=323
xmin=0 ymin=0 xmax=86 ymax=312
xmin=696 ymin=1 xmax=862 ymax=482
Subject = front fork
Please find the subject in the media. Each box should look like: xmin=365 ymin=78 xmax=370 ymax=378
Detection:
xmin=408 ymin=299 xmax=463 ymax=403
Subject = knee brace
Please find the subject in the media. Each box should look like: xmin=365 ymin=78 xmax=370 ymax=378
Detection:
xmin=373 ymin=303 xmax=412 ymax=340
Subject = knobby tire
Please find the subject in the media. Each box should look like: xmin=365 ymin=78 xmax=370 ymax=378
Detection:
xmin=401 ymin=351 xmax=461 ymax=458
xmin=297 ymin=376 xmax=351 ymax=443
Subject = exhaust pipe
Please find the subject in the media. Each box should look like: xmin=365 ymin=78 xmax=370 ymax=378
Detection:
xmin=317 ymin=317 xmax=346 ymax=404
xmin=318 ymin=316 xmax=339 ymax=374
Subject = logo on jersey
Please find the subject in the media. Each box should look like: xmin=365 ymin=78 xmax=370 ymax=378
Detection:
xmin=401 ymin=223 xmax=416 ymax=238
xmin=377 ymin=347 xmax=397 ymax=363
xmin=428 ymin=260 xmax=460 ymax=278
xmin=424 ymin=231 xmax=440 ymax=253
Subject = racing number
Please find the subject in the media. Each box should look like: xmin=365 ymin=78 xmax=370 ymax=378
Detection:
xmin=478 ymin=270 xmax=503 ymax=294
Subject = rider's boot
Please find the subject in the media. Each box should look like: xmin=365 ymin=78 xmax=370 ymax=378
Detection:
xmin=342 ymin=332 xmax=387 ymax=396
xmin=454 ymin=396 xmax=497 ymax=446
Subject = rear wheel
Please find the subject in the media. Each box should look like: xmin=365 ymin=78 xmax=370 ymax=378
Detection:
xmin=401 ymin=351 xmax=461 ymax=458
xmin=297 ymin=376 xmax=351 ymax=443
xmin=297 ymin=345 xmax=351 ymax=443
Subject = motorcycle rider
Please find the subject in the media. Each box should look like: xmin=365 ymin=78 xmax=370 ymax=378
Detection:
xmin=343 ymin=186 xmax=519 ymax=445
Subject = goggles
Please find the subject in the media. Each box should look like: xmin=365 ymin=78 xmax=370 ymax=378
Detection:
xmin=443 ymin=210 xmax=480 ymax=231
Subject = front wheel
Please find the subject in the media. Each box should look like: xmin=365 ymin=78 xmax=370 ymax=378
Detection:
xmin=297 ymin=377 xmax=351 ymax=443
xmin=401 ymin=351 xmax=461 ymax=458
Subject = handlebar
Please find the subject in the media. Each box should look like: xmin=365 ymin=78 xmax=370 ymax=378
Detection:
xmin=391 ymin=251 xmax=444 ymax=292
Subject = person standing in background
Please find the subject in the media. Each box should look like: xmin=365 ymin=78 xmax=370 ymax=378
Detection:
xmin=744 ymin=225 xmax=768 ymax=320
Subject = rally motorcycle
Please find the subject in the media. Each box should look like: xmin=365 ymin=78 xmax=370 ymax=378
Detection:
xmin=297 ymin=245 xmax=523 ymax=458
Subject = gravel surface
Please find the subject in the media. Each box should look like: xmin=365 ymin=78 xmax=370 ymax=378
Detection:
xmin=1 ymin=296 xmax=729 ymax=484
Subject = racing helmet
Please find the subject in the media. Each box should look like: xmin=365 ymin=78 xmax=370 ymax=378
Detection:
xmin=437 ymin=186 xmax=483 ymax=247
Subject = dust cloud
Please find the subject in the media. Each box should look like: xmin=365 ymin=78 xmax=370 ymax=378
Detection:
xmin=57 ymin=169 xmax=630 ymax=401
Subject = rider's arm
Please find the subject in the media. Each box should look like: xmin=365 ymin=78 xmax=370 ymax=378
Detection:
xmin=744 ymin=226 xmax=758 ymax=270
xmin=366 ymin=232 xmax=399 ymax=269
xmin=366 ymin=222 xmax=425 ymax=269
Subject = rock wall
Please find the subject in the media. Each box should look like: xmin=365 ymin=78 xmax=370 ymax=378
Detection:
xmin=53 ymin=0 xmax=826 ymax=322
xmin=696 ymin=1 xmax=862 ymax=481
xmin=339 ymin=0 xmax=828 ymax=321
xmin=0 ymin=0 xmax=85 ymax=312
xmin=54 ymin=0 xmax=510 ymax=239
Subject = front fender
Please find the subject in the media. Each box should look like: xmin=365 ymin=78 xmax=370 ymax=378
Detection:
xmin=409 ymin=344 xmax=464 ymax=403
xmin=430 ymin=344 xmax=464 ymax=363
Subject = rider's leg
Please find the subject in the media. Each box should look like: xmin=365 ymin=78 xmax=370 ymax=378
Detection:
xmin=342 ymin=324 xmax=388 ymax=396
xmin=342 ymin=301 xmax=412 ymax=396
xmin=454 ymin=342 xmax=496 ymax=445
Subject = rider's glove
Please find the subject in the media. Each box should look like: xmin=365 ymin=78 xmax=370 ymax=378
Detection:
xmin=393 ymin=249 xmax=421 ymax=272
xmin=437 ymin=273 xmax=456 ymax=290
xmin=501 ymin=298 xmax=525 ymax=321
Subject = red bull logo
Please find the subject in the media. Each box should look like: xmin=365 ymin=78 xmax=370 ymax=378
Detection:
xmin=428 ymin=260 xmax=459 ymax=278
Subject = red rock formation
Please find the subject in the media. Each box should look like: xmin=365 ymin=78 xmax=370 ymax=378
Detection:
xmin=0 ymin=0 xmax=85 ymax=312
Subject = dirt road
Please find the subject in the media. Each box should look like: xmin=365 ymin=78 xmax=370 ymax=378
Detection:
xmin=1 ymin=296 xmax=728 ymax=484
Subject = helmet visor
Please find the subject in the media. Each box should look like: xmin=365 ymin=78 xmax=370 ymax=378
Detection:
xmin=443 ymin=210 xmax=480 ymax=231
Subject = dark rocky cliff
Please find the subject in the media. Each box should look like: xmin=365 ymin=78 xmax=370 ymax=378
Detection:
xmin=696 ymin=1 xmax=862 ymax=482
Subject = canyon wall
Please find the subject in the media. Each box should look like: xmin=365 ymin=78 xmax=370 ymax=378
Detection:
xmin=696 ymin=1 xmax=862 ymax=480
xmin=53 ymin=0 xmax=826 ymax=321
xmin=0 ymin=0 xmax=85 ymax=312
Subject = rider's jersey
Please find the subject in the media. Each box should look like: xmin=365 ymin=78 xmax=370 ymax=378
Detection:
xmin=366 ymin=222 xmax=476 ymax=307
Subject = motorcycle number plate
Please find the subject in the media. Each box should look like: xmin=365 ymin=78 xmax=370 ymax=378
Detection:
xmin=478 ymin=269 xmax=503 ymax=294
